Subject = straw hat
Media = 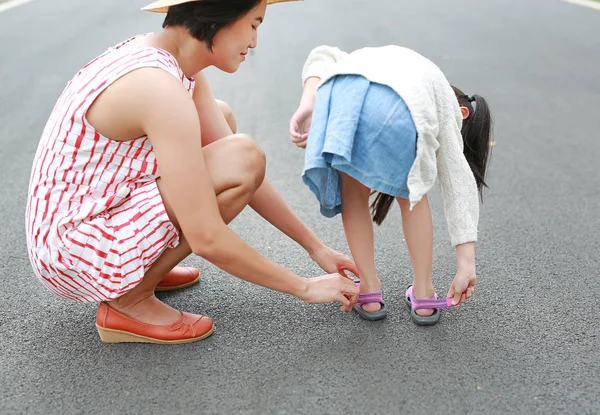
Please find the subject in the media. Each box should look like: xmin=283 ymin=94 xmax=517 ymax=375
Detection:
xmin=142 ymin=0 xmax=301 ymax=13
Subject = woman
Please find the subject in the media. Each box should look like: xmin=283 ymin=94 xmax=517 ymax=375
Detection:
xmin=25 ymin=0 xmax=359 ymax=345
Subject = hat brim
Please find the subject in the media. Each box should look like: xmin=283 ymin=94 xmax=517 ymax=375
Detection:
xmin=142 ymin=0 xmax=301 ymax=13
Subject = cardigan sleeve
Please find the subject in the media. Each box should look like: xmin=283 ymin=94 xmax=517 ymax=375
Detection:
xmin=301 ymin=45 xmax=348 ymax=85
xmin=436 ymin=118 xmax=480 ymax=247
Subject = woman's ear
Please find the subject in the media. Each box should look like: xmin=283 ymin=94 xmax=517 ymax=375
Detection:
xmin=460 ymin=106 xmax=470 ymax=120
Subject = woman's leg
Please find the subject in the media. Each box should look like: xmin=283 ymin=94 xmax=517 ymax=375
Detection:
xmin=109 ymin=134 xmax=266 ymax=325
xmin=397 ymin=195 xmax=435 ymax=316
xmin=341 ymin=173 xmax=381 ymax=312
xmin=216 ymin=99 xmax=237 ymax=134
xmin=110 ymin=99 xmax=246 ymax=323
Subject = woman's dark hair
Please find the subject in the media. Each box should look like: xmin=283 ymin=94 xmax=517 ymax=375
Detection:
xmin=163 ymin=0 xmax=262 ymax=51
xmin=369 ymin=86 xmax=493 ymax=226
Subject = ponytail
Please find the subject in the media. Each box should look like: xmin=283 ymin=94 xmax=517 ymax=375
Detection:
xmin=452 ymin=86 xmax=493 ymax=201
xmin=370 ymin=87 xmax=493 ymax=225
xmin=370 ymin=192 xmax=394 ymax=226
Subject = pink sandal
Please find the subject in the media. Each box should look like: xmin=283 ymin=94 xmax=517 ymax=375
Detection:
xmin=353 ymin=281 xmax=388 ymax=321
xmin=405 ymin=285 xmax=455 ymax=326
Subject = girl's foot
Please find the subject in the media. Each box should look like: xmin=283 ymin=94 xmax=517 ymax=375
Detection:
xmin=411 ymin=283 xmax=435 ymax=316
xmin=357 ymin=279 xmax=382 ymax=312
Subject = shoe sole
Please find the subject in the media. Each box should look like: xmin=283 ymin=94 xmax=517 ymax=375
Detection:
xmin=353 ymin=303 xmax=388 ymax=321
xmin=154 ymin=276 xmax=200 ymax=292
xmin=405 ymin=294 xmax=441 ymax=326
xmin=96 ymin=324 xmax=214 ymax=344
xmin=409 ymin=308 xmax=440 ymax=326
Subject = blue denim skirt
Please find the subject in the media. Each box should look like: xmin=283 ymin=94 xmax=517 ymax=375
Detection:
xmin=302 ymin=74 xmax=417 ymax=218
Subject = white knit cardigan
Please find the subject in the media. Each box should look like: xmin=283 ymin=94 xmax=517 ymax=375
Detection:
xmin=301 ymin=45 xmax=479 ymax=246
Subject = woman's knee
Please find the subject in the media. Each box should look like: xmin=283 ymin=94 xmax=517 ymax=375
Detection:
xmin=215 ymin=99 xmax=237 ymax=134
xmin=223 ymin=134 xmax=266 ymax=190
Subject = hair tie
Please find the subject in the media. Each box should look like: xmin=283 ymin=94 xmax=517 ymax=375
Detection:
xmin=468 ymin=95 xmax=476 ymax=102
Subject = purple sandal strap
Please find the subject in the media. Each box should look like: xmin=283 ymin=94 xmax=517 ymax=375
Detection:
xmin=406 ymin=286 xmax=454 ymax=310
xmin=411 ymin=297 xmax=453 ymax=310
xmin=356 ymin=291 xmax=385 ymax=307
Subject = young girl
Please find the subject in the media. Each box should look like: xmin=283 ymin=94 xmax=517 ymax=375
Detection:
xmin=289 ymin=45 xmax=493 ymax=325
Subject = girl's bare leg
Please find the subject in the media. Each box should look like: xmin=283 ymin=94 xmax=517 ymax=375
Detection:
xmin=397 ymin=196 xmax=435 ymax=316
xmin=341 ymin=173 xmax=381 ymax=312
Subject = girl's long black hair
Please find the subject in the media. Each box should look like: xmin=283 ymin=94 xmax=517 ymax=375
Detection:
xmin=370 ymin=86 xmax=493 ymax=225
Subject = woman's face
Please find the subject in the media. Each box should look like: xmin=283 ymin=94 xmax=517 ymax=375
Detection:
xmin=210 ymin=0 xmax=267 ymax=73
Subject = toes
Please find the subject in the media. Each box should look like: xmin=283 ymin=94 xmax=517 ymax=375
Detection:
xmin=415 ymin=308 xmax=434 ymax=317
xmin=361 ymin=302 xmax=382 ymax=312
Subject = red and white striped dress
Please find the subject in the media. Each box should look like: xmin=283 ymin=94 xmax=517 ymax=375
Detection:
xmin=25 ymin=36 xmax=195 ymax=302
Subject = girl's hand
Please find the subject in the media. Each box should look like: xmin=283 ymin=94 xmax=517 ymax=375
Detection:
xmin=289 ymin=77 xmax=321 ymax=149
xmin=448 ymin=242 xmax=476 ymax=305
xmin=289 ymin=103 xmax=313 ymax=149
xmin=447 ymin=268 xmax=476 ymax=306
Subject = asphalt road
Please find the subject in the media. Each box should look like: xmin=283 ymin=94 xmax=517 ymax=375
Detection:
xmin=1 ymin=0 xmax=599 ymax=414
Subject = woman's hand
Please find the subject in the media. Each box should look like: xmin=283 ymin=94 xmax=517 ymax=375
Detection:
xmin=299 ymin=273 xmax=359 ymax=311
xmin=307 ymin=243 xmax=359 ymax=311
xmin=309 ymin=243 xmax=358 ymax=277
